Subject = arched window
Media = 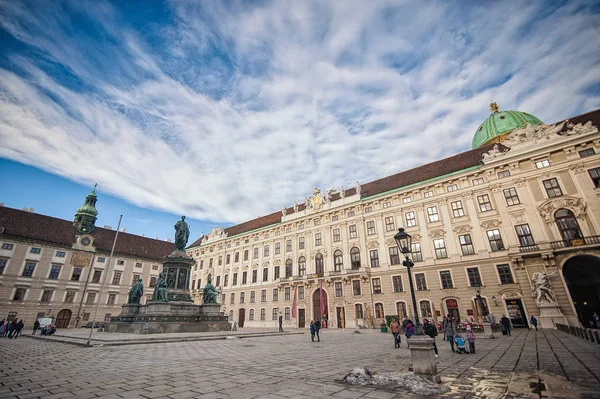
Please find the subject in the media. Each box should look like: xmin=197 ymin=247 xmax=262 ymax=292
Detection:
xmin=396 ymin=301 xmax=408 ymax=319
xmin=334 ymin=250 xmax=343 ymax=272
xmin=375 ymin=303 xmax=384 ymax=319
xmin=249 ymin=309 xmax=255 ymax=321
xmin=260 ymin=308 xmax=266 ymax=321
xmin=350 ymin=247 xmax=361 ymax=269
xmin=285 ymin=259 xmax=293 ymax=278
xmin=284 ymin=307 xmax=291 ymax=320
xmin=419 ymin=300 xmax=432 ymax=317
xmin=355 ymin=303 xmax=364 ymax=319
xmin=555 ymin=209 xmax=582 ymax=241
xmin=298 ymin=256 xmax=306 ymax=276
xmin=315 ymin=253 xmax=324 ymax=276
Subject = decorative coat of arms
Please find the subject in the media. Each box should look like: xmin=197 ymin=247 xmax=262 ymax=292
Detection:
xmin=305 ymin=188 xmax=324 ymax=211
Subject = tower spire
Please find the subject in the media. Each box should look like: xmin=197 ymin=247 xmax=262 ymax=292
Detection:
xmin=74 ymin=185 xmax=99 ymax=233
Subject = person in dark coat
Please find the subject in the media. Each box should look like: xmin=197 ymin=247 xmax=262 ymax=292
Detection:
xmin=443 ymin=316 xmax=456 ymax=352
xmin=314 ymin=319 xmax=321 ymax=342
xmin=278 ymin=315 xmax=283 ymax=332
xmin=530 ymin=315 xmax=538 ymax=331
xmin=423 ymin=319 xmax=439 ymax=358
xmin=500 ymin=315 xmax=511 ymax=336
xmin=14 ymin=320 xmax=24 ymax=339
xmin=8 ymin=319 xmax=18 ymax=339
xmin=309 ymin=320 xmax=316 ymax=342
xmin=32 ymin=320 xmax=40 ymax=335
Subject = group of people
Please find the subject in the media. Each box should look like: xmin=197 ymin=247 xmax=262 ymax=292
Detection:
xmin=0 ymin=319 xmax=24 ymax=339
xmin=388 ymin=317 xmax=441 ymax=357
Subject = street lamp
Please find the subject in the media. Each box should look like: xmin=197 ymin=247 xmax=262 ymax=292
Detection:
xmin=472 ymin=283 xmax=489 ymax=323
xmin=394 ymin=228 xmax=422 ymax=335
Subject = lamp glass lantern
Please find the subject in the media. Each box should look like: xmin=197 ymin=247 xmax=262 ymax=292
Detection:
xmin=394 ymin=228 xmax=412 ymax=255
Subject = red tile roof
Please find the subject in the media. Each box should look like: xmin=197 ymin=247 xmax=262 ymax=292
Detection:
xmin=0 ymin=206 xmax=175 ymax=260
xmin=188 ymin=108 xmax=600 ymax=247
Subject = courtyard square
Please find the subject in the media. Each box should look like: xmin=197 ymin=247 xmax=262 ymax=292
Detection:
xmin=1 ymin=329 xmax=599 ymax=398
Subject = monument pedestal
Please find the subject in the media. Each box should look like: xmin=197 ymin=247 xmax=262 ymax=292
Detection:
xmin=482 ymin=322 xmax=495 ymax=338
xmin=538 ymin=303 xmax=567 ymax=329
xmin=408 ymin=335 xmax=441 ymax=383
xmin=105 ymin=250 xmax=229 ymax=334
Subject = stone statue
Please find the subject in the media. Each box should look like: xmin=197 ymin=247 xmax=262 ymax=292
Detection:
xmin=339 ymin=186 xmax=345 ymax=198
xmin=355 ymin=181 xmax=361 ymax=196
xmin=174 ymin=216 xmax=190 ymax=251
xmin=202 ymin=277 xmax=220 ymax=304
xmin=531 ymin=271 xmax=557 ymax=305
xmin=281 ymin=206 xmax=287 ymax=216
xmin=304 ymin=196 xmax=313 ymax=210
xmin=482 ymin=144 xmax=503 ymax=161
xmin=293 ymin=201 xmax=299 ymax=213
xmin=151 ymin=272 xmax=169 ymax=302
xmin=128 ymin=279 xmax=144 ymax=304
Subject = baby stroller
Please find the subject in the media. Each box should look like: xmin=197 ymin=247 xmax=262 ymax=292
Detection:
xmin=454 ymin=334 xmax=468 ymax=354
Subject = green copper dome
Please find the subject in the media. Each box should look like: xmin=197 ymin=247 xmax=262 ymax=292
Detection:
xmin=74 ymin=184 xmax=99 ymax=233
xmin=472 ymin=103 xmax=543 ymax=149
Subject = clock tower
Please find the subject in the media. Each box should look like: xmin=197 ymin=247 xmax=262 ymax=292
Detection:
xmin=74 ymin=184 xmax=99 ymax=233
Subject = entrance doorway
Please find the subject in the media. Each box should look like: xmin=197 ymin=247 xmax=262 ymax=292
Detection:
xmin=563 ymin=255 xmax=600 ymax=326
xmin=55 ymin=309 xmax=72 ymax=329
xmin=312 ymin=288 xmax=328 ymax=325
xmin=238 ymin=308 xmax=245 ymax=328
xmin=298 ymin=309 xmax=306 ymax=328
xmin=505 ymin=299 xmax=527 ymax=327
xmin=336 ymin=307 xmax=345 ymax=328
xmin=445 ymin=299 xmax=460 ymax=319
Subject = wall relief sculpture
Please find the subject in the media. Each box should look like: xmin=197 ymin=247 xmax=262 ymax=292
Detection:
xmin=537 ymin=196 xmax=587 ymax=224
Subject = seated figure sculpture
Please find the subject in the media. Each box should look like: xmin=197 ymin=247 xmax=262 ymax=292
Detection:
xmin=128 ymin=278 xmax=144 ymax=304
xmin=151 ymin=272 xmax=169 ymax=302
xmin=202 ymin=277 xmax=220 ymax=304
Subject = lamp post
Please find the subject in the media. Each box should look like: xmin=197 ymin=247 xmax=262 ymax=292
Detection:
xmin=394 ymin=228 xmax=422 ymax=335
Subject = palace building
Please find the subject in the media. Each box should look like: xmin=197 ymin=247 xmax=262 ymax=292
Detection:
xmin=187 ymin=104 xmax=600 ymax=330
xmin=0 ymin=187 xmax=174 ymax=327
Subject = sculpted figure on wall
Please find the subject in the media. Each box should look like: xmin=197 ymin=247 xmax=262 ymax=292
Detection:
xmin=531 ymin=271 xmax=557 ymax=305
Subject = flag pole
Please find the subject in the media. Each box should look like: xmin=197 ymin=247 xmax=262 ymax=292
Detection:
xmin=86 ymin=215 xmax=123 ymax=346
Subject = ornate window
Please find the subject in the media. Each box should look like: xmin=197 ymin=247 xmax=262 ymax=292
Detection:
xmin=515 ymin=224 xmax=535 ymax=246
xmin=315 ymin=253 xmax=324 ymax=276
xmin=240 ymin=292 xmax=245 ymax=303
xmin=487 ymin=229 xmax=505 ymax=251
xmin=285 ymin=259 xmax=293 ymax=278
xmin=22 ymin=262 xmax=36 ymax=277
xmin=369 ymin=250 xmax=379 ymax=267
xmin=375 ymin=303 xmax=384 ymax=318
xmin=230 ymin=293 xmax=235 ymax=304
xmin=477 ymin=194 xmax=493 ymax=212
xmin=249 ymin=309 xmax=255 ymax=321
xmin=274 ymin=266 xmax=280 ymax=280
xmin=242 ymin=271 xmax=248 ymax=284
xmin=314 ymin=233 xmax=322 ymax=246
xmin=405 ymin=211 xmax=417 ymax=227
xmin=415 ymin=273 xmax=427 ymax=291
xmin=260 ymin=308 xmax=266 ymax=321
xmin=233 ymin=272 xmax=238 ymax=285
xmin=272 ymin=288 xmax=278 ymax=301
xmin=48 ymin=265 xmax=61 ymax=279
xmin=272 ymin=308 xmax=278 ymax=320
xmin=335 ymin=282 xmax=343 ymax=297
xmin=385 ymin=216 xmax=395 ymax=231
xmin=451 ymin=201 xmax=465 ymax=218
xmin=467 ymin=267 xmax=482 ymax=287
xmin=427 ymin=206 xmax=439 ymax=222
xmin=286 ymin=240 xmax=292 ymax=252
xmin=496 ymin=264 xmax=514 ymax=284
xmin=332 ymin=228 xmax=341 ymax=242
xmin=367 ymin=221 xmax=376 ymax=235
xmin=372 ymin=278 xmax=382 ymax=294
xmin=588 ymin=167 xmax=600 ymax=188
xmin=459 ymin=234 xmax=475 ymax=255
xmin=350 ymin=247 xmax=361 ymax=269
xmin=284 ymin=307 xmax=291 ymax=320
xmin=263 ymin=245 xmax=269 ymax=257
xmin=440 ymin=271 xmax=453 ymax=289
xmin=420 ymin=301 xmax=432 ymax=317
xmin=433 ymin=239 xmax=447 ymax=259
xmin=284 ymin=287 xmax=290 ymax=301
xmin=396 ymin=301 xmax=407 ymax=318
xmin=352 ymin=280 xmax=361 ymax=296
xmin=543 ymin=178 xmax=563 ymax=198
xmin=298 ymin=256 xmax=306 ymax=276
xmin=274 ymin=243 xmax=280 ymax=255
xmin=497 ymin=170 xmax=511 ymax=178
xmin=554 ymin=209 xmax=582 ymax=241
xmin=263 ymin=268 xmax=268 ymax=282
xmin=389 ymin=247 xmax=400 ymax=265
xmin=349 ymin=225 xmax=358 ymax=239
xmin=393 ymin=276 xmax=403 ymax=293
xmin=503 ymin=188 xmax=520 ymax=206
xmin=334 ymin=250 xmax=343 ymax=272
xmin=65 ymin=291 xmax=76 ymax=303
xmin=355 ymin=303 xmax=364 ymax=319
xmin=299 ymin=237 xmax=305 ymax=249
xmin=411 ymin=243 xmax=423 ymax=262
xmin=298 ymin=286 xmax=304 ymax=300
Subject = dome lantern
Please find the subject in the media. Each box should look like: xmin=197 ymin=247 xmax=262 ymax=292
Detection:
xmin=472 ymin=103 xmax=543 ymax=149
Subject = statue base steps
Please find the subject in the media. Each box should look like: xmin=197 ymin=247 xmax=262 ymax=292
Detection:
xmin=105 ymin=303 xmax=229 ymax=334
xmin=537 ymin=303 xmax=567 ymax=329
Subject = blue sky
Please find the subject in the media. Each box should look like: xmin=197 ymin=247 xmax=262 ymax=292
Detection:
xmin=0 ymin=0 xmax=599 ymax=241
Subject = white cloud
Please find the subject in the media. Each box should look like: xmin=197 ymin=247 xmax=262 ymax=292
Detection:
xmin=0 ymin=0 xmax=599 ymax=224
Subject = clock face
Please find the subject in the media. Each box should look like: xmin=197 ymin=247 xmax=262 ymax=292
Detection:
xmin=81 ymin=237 xmax=92 ymax=246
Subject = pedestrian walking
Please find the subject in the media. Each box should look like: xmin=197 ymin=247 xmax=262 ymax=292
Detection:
xmin=500 ymin=315 xmax=511 ymax=336
xmin=314 ymin=319 xmax=321 ymax=341
xmin=466 ymin=325 xmax=476 ymax=354
xmin=8 ymin=319 xmax=18 ymax=339
xmin=0 ymin=320 xmax=5 ymax=337
xmin=15 ymin=320 xmax=24 ymax=339
xmin=32 ymin=320 xmax=40 ymax=335
xmin=278 ymin=315 xmax=283 ymax=332
xmin=403 ymin=319 xmax=415 ymax=348
xmin=443 ymin=316 xmax=456 ymax=352
xmin=309 ymin=320 xmax=316 ymax=342
xmin=593 ymin=312 xmax=600 ymax=328
xmin=390 ymin=318 xmax=401 ymax=348
xmin=423 ymin=319 xmax=439 ymax=358
xmin=530 ymin=315 xmax=538 ymax=331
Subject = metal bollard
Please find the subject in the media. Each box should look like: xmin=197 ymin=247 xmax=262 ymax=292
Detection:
xmin=583 ymin=329 xmax=589 ymax=340
xmin=593 ymin=330 xmax=600 ymax=344
xmin=587 ymin=329 xmax=595 ymax=343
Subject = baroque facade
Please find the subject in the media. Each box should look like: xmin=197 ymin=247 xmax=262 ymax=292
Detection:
xmin=0 ymin=188 xmax=174 ymax=327
xmin=187 ymin=105 xmax=600 ymax=330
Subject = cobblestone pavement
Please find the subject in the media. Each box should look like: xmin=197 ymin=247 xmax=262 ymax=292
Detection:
xmin=0 ymin=329 xmax=599 ymax=398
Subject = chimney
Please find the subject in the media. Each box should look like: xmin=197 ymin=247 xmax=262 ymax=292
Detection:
xmin=154 ymin=236 xmax=159 ymax=239
xmin=166 ymin=238 xmax=172 ymax=242
xmin=22 ymin=207 xmax=34 ymax=212
xmin=141 ymin=233 xmax=145 ymax=237
xmin=0 ymin=202 xmax=4 ymax=207
xmin=120 ymin=228 xmax=126 ymax=232
xmin=103 ymin=225 xmax=113 ymax=230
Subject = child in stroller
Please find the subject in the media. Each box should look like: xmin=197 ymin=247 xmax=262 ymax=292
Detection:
xmin=453 ymin=333 xmax=469 ymax=354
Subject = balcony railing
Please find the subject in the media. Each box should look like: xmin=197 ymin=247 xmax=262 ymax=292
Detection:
xmin=518 ymin=235 xmax=600 ymax=253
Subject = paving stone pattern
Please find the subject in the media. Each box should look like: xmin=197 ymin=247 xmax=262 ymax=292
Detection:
xmin=0 ymin=329 xmax=599 ymax=398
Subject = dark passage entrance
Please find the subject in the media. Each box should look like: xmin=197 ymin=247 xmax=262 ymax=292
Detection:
xmin=563 ymin=255 xmax=600 ymax=327
xmin=238 ymin=308 xmax=245 ymax=328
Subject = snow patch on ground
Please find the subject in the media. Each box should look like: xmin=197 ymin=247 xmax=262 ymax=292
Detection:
xmin=224 ymin=336 xmax=240 ymax=340
xmin=343 ymin=367 xmax=449 ymax=396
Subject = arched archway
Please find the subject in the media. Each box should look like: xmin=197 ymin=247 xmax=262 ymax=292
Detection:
xmin=562 ymin=255 xmax=600 ymax=326
xmin=55 ymin=309 xmax=72 ymax=329
xmin=312 ymin=288 xmax=328 ymax=325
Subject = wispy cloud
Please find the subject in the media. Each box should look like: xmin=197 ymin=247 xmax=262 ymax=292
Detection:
xmin=0 ymin=0 xmax=599 ymax=224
